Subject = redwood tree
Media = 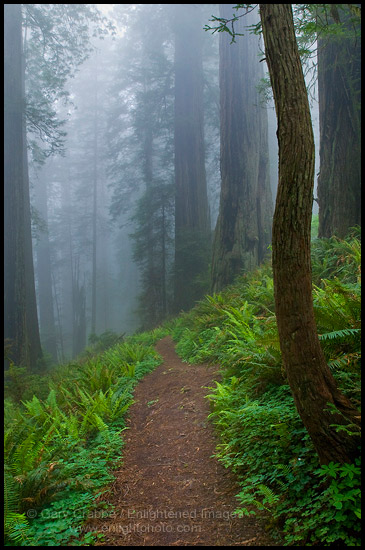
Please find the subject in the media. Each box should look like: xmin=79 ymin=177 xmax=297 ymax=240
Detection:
xmin=211 ymin=4 xmax=272 ymax=293
xmin=34 ymin=166 xmax=58 ymax=363
xmin=173 ymin=4 xmax=211 ymax=312
xmin=317 ymin=5 xmax=361 ymax=238
xmin=260 ymin=3 xmax=360 ymax=465
xmin=4 ymin=4 xmax=43 ymax=370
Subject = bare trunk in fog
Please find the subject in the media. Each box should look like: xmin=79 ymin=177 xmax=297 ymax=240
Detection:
xmin=99 ymin=179 xmax=110 ymax=333
xmin=173 ymin=3 xmax=210 ymax=312
xmin=211 ymin=4 xmax=272 ymax=294
xmin=34 ymin=169 xmax=58 ymax=363
xmin=72 ymin=258 xmax=86 ymax=358
xmin=91 ymin=64 xmax=98 ymax=335
xmin=4 ymin=4 xmax=43 ymax=370
xmin=260 ymin=3 xmax=360 ymax=465
xmin=317 ymin=5 xmax=361 ymax=238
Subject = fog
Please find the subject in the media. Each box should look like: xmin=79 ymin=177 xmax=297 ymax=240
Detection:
xmin=6 ymin=4 xmax=321 ymax=364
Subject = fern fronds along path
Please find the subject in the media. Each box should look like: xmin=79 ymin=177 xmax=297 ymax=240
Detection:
xmin=88 ymin=336 xmax=277 ymax=546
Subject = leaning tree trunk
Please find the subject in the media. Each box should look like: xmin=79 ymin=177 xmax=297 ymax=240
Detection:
xmin=260 ymin=4 xmax=360 ymax=465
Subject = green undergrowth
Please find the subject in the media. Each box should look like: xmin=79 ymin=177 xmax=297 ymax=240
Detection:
xmin=172 ymin=227 xmax=361 ymax=546
xmin=4 ymin=326 xmax=169 ymax=546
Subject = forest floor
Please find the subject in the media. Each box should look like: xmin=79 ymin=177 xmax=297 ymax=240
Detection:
xmin=85 ymin=336 xmax=279 ymax=546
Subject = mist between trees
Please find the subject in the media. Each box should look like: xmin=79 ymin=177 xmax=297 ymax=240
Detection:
xmin=4 ymin=4 xmax=360 ymax=369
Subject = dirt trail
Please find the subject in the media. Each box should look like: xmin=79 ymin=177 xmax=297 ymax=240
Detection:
xmin=87 ymin=336 xmax=277 ymax=546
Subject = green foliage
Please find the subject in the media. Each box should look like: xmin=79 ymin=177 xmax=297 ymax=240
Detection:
xmin=173 ymin=229 xmax=361 ymax=546
xmin=4 ymin=364 xmax=51 ymax=403
xmin=24 ymin=3 xmax=115 ymax=162
xmin=311 ymin=226 xmax=361 ymax=285
xmin=83 ymin=330 xmax=125 ymax=357
xmin=174 ymin=262 xmax=282 ymax=394
xmin=127 ymin=324 xmax=171 ymax=347
xmin=281 ymin=458 xmax=361 ymax=546
xmin=311 ymin=212 xmax=319 ymax=238
xmin=4 ymin=230 xmax=360 ymax=546
xmin=4 ymin=465 xmax=30 ymax=544
xmin=4 ymin=330 xmax=162 ymax=546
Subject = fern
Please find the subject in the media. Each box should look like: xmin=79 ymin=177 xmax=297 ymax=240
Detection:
xmin=257 ymin=483 xmax=280 ymax=506
xmin=4 ymin=328 xmax=164 ymax=546
xmin=120 ymin=360 xmax=136 ymax=377
xmin=8 ymin=432 xmax=45 ymax=476
xmin=4 ymin=465 xmax=30 ymax=543
xmin=319 ymin=328 xmax=361 ymax=341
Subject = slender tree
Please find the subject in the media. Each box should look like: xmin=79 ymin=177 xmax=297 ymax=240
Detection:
xmin=211 ymin=4 xmax=273 ymax=293
xmin=260 ymin=3 xmax=360 ymax=465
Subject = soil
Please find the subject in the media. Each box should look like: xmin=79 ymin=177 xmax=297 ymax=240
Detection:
xmin=85 ymin=336 xmax=279 ymax=546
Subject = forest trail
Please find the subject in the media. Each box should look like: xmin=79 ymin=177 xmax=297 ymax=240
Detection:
xmin=87 ymin=336 xmax=278 ymax=546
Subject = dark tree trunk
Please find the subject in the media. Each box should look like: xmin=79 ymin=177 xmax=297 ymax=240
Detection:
xmin=173 ymin=4 xmax=210 ymax=312
xmin=260 ymin=3 xmax=360 ymax=465
xmin=4 ymin=4 xmax=43 ymax=370
xmin=211 ymin=4 xmax=272 ymax=294
xmin=317 ymin=6 xmax=361 ymax=238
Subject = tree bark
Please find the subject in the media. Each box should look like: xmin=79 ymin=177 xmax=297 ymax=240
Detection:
xmin=72 ymin=258 xmax=86 ymax=358
xmin=4 ymin=4 xmax=43 ymax=370
xmin=317 ymin=6 xmax=361 ymax=238
xmin=173 ymin=4 xmax=210 ymax=312
xmin=260 ymin=4 xmax=360 ymax=465
xmin=211 ymin=4 xmax=272 ymax=294
xmin=34 ymin=168 xmax=58 ymax=363
xmin=91 ymin=60 xmax=98 ymax=335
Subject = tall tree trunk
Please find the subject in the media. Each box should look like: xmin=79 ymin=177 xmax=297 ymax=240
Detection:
xmin=72 ymin=257 xmax=86 ymax=358
xmin=62 ymin=166 xmax=76 ymax=359
xmin=52 ymin=271 xmax=65 ymax=362
xmin=173 ymin=3 xmax=210 ymax=312
xmin=4 ymin=4 xmax=43 ymax=370
xmin=317 ymin=5 xmax=361 ymax=238
xmin=211 ymin=4 xmax=272 ymax=294
xmin=260 ymin=3 xmax=360 ymax=465
xmin=91 ymin=62 xmax=98 ymax=335
xmin=161 ymin=199 xmax=167 ymax=319
xmin=21 ymin=34 xmax=43 ymax=371
xmin=34 ymin=168 xmax=58 ymax=363
xmin=99 ymin=177 xmax=110 ymax=333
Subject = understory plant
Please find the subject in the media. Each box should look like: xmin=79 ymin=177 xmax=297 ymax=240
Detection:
xmin=4 ymin=333 xmax=163 ymax=546
xmin=172 ymin=229 xmax=361 ymax=546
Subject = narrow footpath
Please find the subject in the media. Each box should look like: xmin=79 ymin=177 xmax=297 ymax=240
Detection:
xmin=87 ymin=336 xmax=278 ymax=546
